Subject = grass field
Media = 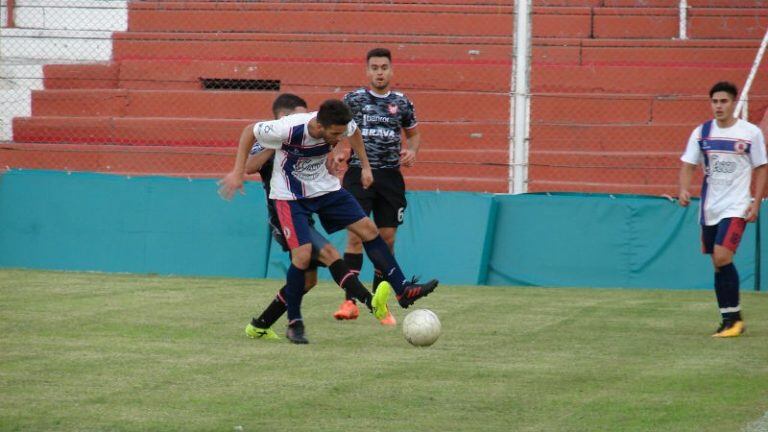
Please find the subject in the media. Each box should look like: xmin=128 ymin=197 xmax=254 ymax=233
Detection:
xmin=1 ymin=269 xmax=767 ymax=431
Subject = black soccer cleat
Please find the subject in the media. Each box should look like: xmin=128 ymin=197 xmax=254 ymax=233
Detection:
xmin=286 ymin=320 xmax=309 ymax=344
xmin=397 ymin=278 xmax=439 ymax=309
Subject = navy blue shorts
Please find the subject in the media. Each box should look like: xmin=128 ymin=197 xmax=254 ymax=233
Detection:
xmin=274 ymin=189 xmax=366 ymax=250
xmin=701 ymin=217 xmax=746 ymax=254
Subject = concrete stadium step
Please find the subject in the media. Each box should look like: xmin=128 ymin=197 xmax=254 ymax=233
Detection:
xmin=532 ymin=95 xmax=653 ymax=124
xmin=44 ymin=63 xmax=119 ymax=90
xmin=602 ymin=0 xmax=766 ymax=7
xmin=0 ymin=142 xmax=507 ymax=192
xmin=112 ymin=32 xmax=514 ymax=63
xmin=42 ymin=59 xmax=509 ymax=92
xmin=529 ymin=124 xmax=693 ymax=152
xmin=537 ymin=0 xmax=764 ymax=5
xmin=29 ymin=90 xmax=509 ymax=121
xmin=13 ymin=117 xmax=510 ymax=151
xmin=528 ymin=151 xmax=680 ymax=190
xmin=531 ymin=64 xmax=768 ymax=95
xmin=109 ymin=32 xmax=762 ymax=66
xmin=127 ymin=3 xmax=514 ymax=36
xmin=574 ymin=39 xmax=765 ymax=66
xmin=532 ymin=95 xmax=768 ymax=125
xmin=592 ymin=7 xmax=768 ymax=39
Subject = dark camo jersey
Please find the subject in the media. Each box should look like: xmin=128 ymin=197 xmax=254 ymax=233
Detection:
xmin=343 ymin=88 xmax=417 ymax=169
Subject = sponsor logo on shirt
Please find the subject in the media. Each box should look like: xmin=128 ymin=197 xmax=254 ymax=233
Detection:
xmin=292 ymin=157 xmax=326 ymax=181
xmin=734 ymin=140 xmax=748 ymax=154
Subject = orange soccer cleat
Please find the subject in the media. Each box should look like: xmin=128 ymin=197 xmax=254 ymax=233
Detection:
xmin=333 ymin=300 xmax=360 ymax=320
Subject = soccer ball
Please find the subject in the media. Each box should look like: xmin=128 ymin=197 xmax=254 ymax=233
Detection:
xmin=402 ymin=309 xmax=441 ymax=347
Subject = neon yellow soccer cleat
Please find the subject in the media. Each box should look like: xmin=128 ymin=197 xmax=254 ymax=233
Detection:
xmin=371 ymin=281 xmax=392 ymax=321
xmin=712 ymin=320 xmax=745 ymax=338
xmin=245 ymin=323 xmax=281 ymax=340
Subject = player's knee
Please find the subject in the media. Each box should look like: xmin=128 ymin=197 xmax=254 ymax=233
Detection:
xmin=304 ymin=271 xmax=318 ymax=290
xmin=317 ymin=243 xmax=339 ymax=265
xmin=354 ymin=218 xmax=379 ymax=241
xmin=713 ymin=253 xmax=733 ymax=268
xmin=712 ymin=247 xmax=733 ymax=268
xmin=380 ymin=230 xmax=396 ymax=249
xmin=346 ymin=233 xmax=363 ymax=251
xmin=291 ymin=246 xmax=312 ymax=269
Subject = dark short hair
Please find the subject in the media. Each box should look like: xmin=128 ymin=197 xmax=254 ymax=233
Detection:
xmin=366 ymin=47 xmax=392 ymax=63
xmin=317 ymin=99 xmax=352 ymax=127
xmin=709 ymin=81 xmax=738 ymax=99
xmin=272 ymin=93 xmax=307 ymax=118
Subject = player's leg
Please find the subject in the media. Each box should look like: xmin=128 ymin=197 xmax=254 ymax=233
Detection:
xmin=368 ymin=170 xmax=406 ymax=324
xmin=315 ymin=189 xmax=437 ymax=309
xmin=246 ymin=211 xmax=293 ymax=340
xmin=371 ymin=168 xmax=406 ymax=292
xmin=246 ymin=251 xmax=319 ymax=340
xmin=338 ymin=167 xmax=373 ymax=317
xmin=709 ymin=218 xmax=746 ymax=337
xmin=275 ymin=199 xmax=315 ymax=344
xmin=309 ymin=228 xmax=390 ymax=321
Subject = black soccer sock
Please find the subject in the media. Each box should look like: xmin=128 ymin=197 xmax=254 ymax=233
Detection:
xmin=252 ymin=286 xmax=288 ymax=329
xmin=716 ymin=263 xmax=741 ymax=321
xmin=363 ymin=235 xmax=407 ymax=296
xmin=285 ymin=264 xmax=306 ymax=323
xmin=343 ymin=253 xmax=364 ymax=301
xmin=372 ymin=269 xmax=384 ymax=294
xmin=329 ymin=259 xmax=373 ymax=310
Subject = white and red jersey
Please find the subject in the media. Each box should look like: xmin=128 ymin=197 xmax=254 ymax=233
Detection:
xmin=254 ymin=112 xmax=357 ymax=200
xmin=680 ymin=118 xmax=767 ymax=225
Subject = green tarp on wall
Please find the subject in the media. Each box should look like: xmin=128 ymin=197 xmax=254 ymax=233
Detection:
xmin=486 ymin=193 xmax=758 ymax=290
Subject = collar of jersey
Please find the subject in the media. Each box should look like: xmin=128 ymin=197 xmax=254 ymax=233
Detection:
xmin=367 ymin=89 xmax=391 ymax=98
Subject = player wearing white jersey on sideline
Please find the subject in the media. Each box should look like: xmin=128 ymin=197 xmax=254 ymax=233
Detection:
xmin=221 ymin=99 xmax=438 ymax=343
xmin=678 ymin=81 xmax=767 ymax=338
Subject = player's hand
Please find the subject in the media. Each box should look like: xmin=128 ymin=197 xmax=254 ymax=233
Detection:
xmin=678 ymin=189 xmax=691 ymax=207
xmin=745 ymin=201 xmax=760 ymax=222
xmin=361 ymin=167 xmax=374 ymax=189
xmin=217 ymin=171 xmax=245 ymax=201
xmin=400 ymin=149 xmax=417 ymax=167
xmin=328 ymin=152 xmax=346 ymax=177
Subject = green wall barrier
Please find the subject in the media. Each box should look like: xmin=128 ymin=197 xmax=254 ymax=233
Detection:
xmin=759 ymin=203 xmax=767 ymax=291
xmin=0 ymin=170 xmax=764 ymax=291
xmin=0 ymin=170 xmax=271 ymax=277
xmin=486 ymin=193 xmax=758 ymax=290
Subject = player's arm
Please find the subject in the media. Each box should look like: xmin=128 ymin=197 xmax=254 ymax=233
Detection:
xmin=348 ymin=127 xmax=373 ymax=189
xmin=218 ymin=122 xmax=258 ymax=200
xmin=746 ymin=164 xmax=767 ymax=222
xmin=245 ymin=148 xmax=276 ymax=175
xmin=400 ymin=126 xmax=420 ymax=167
xmin=678 ymin=128 xmax=701 ymax=207
xmin=678 ymin=162 xmax=697 ymax=207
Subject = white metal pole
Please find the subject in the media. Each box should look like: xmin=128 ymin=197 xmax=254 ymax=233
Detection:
xmin=678 ymin=0 xmax=688 ymax=40
xmin=735 ymin=26 xmax=768 ymax=120
xmin=510 ymin=0 xmax=531 ymax=194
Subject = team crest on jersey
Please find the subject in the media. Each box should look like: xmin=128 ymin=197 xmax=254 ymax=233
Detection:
xmin=734 ymin=140 xmax=748 ymax=154
xmin=388 ymin=104 xmax=398 ymax=115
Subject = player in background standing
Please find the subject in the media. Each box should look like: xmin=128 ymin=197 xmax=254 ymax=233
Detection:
xmin=219 ymin=94 xmax=396 ymax=344
xmin=333 ymin=48 xmax=421 ymax=326
xmin=678 ymin=81 xmax=767 ymax=338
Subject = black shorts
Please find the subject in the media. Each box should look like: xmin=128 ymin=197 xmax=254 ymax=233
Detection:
xmin=343 ymin=167 xmax=406 ymax=228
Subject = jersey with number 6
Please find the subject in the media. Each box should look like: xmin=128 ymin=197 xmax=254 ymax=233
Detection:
xmin=343 ymin=88 xmax=417 ymax=169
